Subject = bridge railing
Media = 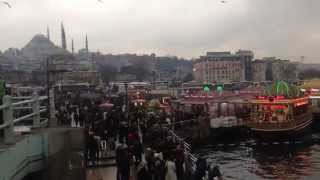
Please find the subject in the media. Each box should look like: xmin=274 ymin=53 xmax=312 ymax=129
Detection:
xmin=0 ymin=94 xmax=48 ymax=144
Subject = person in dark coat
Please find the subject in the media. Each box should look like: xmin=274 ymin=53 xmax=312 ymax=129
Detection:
xmin=208 ymin=166 xmax=223 ymax=180
xmin=116 ymin=145 xmax=130 ymax=180
xmin=119 ymin=122 xmax=125 ymax=143
xmin=79 ymin=110 xmax=84 ymax=127
xmin=137 ymin=161 xmax=152 ymax=180
xmin=87 ymin=131 xmax=99 ymax=165
xmin=133 ymin=140 xmax=143 ymax=165
xmin=116 ymin=144 xmax=123 ymax=180
xmin=194 ymin=158 xmax=207 ymax=180
xmin=175 ymin=146 xmax=185 ymax=180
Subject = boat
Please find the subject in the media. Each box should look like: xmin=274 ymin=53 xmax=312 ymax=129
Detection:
xmin=247 ymin=81 xmax=313 ymax=139
xmin=210 ymin=115 xmax=248 ymax=141
xmin=299 ymin=79 xmax=320 ymax=123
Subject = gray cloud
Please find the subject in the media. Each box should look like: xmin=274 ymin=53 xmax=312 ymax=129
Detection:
xmin=1 ymin=0 xmax=320 ymax=62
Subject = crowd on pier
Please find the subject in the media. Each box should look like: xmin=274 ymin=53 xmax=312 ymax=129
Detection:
xmin=54 ymin=93 xmax=223 ymax=180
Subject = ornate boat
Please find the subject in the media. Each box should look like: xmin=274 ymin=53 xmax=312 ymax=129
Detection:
xmin=247 ymin=81 xmax=313 ymax=139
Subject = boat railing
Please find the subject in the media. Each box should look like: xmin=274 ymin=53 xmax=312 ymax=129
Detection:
xmin=170 ymin=119 xmax=197 ymax=126
xmin=247 ymin=112 xmax=312 ymax=129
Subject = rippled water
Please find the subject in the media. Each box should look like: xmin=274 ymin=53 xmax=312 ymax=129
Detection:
xmin=195 ymin=133 xmax=320 ymax=179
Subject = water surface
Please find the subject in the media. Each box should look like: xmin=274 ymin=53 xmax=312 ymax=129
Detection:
xmin=195 ymin=134 xmax=320 ymax=179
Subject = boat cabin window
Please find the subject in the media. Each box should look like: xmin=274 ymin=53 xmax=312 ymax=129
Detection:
xmin=253 ymin=104 xmax=289 ymax=123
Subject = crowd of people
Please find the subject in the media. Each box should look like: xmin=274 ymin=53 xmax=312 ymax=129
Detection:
xmin=54 ymin=92 xmax=222 ymax=180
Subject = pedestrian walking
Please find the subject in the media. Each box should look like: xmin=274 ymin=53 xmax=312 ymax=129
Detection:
xmin=87 ymin=131 xmax=99 ymax=165
xmin=154 ymin=153 xmax=166 ymax=180
xmin=165 ymin=156 xmax=177 ymax=180
xmin=116 ymin=145 xmax=130 ymax=180
xmin=133 ymin=140 xmax=143 ymax=165
xmin=208 ymin=165 xmax=223 ymax=180
xmin=175 ymin=146 xmax=185 ymax=180
xmin=137 ymin=161 xmax=152 ymax=180
xmin=194 ymin=158 xmax=207 ymax=180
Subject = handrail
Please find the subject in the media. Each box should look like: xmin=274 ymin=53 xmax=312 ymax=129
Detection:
xmin=0 ymin=95 xmax=49 ymax=143
xmin=10 ymin=96 xmax=47 ymax=107
xmin=14 ymin=106 xmax=47 ymax=110
xmin=162 ymin=119 xmax=197 ymax=129
xmin=0 ymin=121 xmax=10 ymax=129
xmin=13 ymin=108 xmax=47 ymax=124
xmin=39 ymin=96 xmax=48 ymax=101
xmin=0 ymin=104 xmax=8 ymax=110
xmin=12 ymin=96 xmax=32 ymax=100
xmin=163 ymin=126 xmax=199 ymax=173
xmin=13 ymin=112 xmax=37 ymax=124
xmin=12 ymin=99 xmax=37 ymax=106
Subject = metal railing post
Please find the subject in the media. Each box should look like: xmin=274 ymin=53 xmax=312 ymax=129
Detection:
xmin=49 ymin=89 xmax=56 ymax=127
xmin=32 ymin=93 xmax=40 ymax=127
xmin=3 ymin=95 xmax=14 ymax=144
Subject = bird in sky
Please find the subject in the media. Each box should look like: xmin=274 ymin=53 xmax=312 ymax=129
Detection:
xmin=221 ymin=0 xmax=227 ymax=3
xmin=0 ymin=1 xmax=11 ymax=8
xmin=97 ymin=0 xmax=103 ymax=3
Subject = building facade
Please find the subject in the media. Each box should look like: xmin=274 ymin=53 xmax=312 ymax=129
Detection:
xmin=252 ymin=60 xmax=267 ymax=82
xmin=252 ymin=57 xmax=297 ymax=82
xmin=193 ymin=52 xmax=244 ymax=83
xmin=236 ymin=50 xmax=254 ymax=81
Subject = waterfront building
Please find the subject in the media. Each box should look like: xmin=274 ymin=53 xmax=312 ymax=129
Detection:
xmin=252 ymin=60 xmax=268 ymax=82
xmin=193 ymin=51 xmax=245 ymax=83
xmin=236 ymin=50 xmax=254 ymax=81
xmin=252 ymin=57 xmax=297 ymax=82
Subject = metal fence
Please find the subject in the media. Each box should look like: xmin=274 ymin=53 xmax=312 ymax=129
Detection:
xmin=0 ymin=94 xmax=48 ymax=144
xmin=163 ymin=127 xmax=198 ymax=171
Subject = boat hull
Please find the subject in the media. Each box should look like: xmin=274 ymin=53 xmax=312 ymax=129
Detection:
xmin=250 ymin=118 xmax=313 ymax=141
xmin=210 ymin=126 xmax=249 ymax=142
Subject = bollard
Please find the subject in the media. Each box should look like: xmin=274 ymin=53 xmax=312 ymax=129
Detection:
xmin=3 ymin=95 xmax=14 ymax=144
xmin=32 ymin=93 xmax=40 ymax=128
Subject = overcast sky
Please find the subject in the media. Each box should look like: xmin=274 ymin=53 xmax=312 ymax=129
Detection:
xmin=1 ymin=0 xmax=320 ymax=62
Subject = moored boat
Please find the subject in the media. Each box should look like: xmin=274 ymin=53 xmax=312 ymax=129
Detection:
xmin=247 ymin=81 xmax=313 ymax=140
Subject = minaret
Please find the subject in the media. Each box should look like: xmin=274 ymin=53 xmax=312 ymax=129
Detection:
xmin=61 ymin=22 xmax=67 ymax=50
xmin=71 ymin=39 xmax=74 ymax=54
xmin=85 ymin=35 xmax=89 ymax=53
xmin=47 ymin=27 xmax=50 ymax=40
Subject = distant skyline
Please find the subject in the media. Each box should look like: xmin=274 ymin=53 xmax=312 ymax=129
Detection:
xmin=1 ymin=0 xmax=320 ymax=62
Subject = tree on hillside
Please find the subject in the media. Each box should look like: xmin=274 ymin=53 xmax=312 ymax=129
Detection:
xmin=283 ymin=63 xmax=297 ymax=81
xmin=182 ymin=73 xmax=194 ymax=82
xmin=299 ymin=69 xmax=320 ymax=80
xmin=121 ymin=64 xmax=151 ymax=81
xmin=98 ymin=64 xmax=117 ymax=83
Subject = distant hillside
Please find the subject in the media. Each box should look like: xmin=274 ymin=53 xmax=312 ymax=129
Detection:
xmin=155 ymin=57 xmax=192 ymax=72
xmin=297 ymin=63 xmax=320 ymax=71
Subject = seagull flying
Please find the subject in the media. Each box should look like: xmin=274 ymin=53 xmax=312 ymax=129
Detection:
xmin=1 ymin=1 xmax=11 ymax=8
xmin=221 ymin=0 xmax=227 ymax=3
xmin=97 ymin=0 xmax=103 ymax=3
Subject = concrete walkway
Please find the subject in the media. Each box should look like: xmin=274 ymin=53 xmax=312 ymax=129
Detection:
xmin=87 ymin=166 xmax=137 ymax=180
